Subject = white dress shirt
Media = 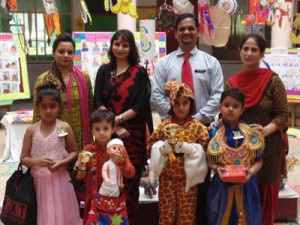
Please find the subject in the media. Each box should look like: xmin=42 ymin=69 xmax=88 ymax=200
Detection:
xmin=151 ymin=47 xmax=224 ymax=124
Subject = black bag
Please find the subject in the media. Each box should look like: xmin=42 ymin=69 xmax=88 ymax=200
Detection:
xmin=0 ymin=164 xmax=37 ymax=225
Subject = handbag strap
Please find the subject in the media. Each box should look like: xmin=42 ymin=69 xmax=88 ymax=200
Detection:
xmin=18 ymin=163 xmax=31 ymax=175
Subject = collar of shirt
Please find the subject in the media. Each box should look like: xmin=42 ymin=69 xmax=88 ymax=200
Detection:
xmin=176 ymin=46 xmax=198 ymax=58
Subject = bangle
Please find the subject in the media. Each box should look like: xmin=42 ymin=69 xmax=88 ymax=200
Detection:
xmin=118 ymin=115 xmax=123 ymax=125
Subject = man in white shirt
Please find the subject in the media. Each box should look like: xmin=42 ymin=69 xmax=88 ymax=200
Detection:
xmin=151 ymin=13 xmax=224 ymax=125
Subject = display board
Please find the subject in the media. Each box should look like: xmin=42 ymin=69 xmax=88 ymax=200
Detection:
xmin=264 ymin=48 xmax=300 ymax=99
xmin=73 ymin=32 xmax=167 ymax=88
xmin=0 ymin=33 xmax=30 ymax=101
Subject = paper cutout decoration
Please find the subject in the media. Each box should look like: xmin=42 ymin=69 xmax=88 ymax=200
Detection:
xmin=79 ymin=0 xmax=92 ymax=24
xmin=104 ymin=0 xmax=110 ymax=11
xmin=5 ymin=0 xmax=17 ymax=11
xmin=157 ymin=2 xmax=176 ymax=31
xmin=44 ymin=12 xmax=62 ymax=43
xmin=198 ymin=0 xmax=214 ymax=36
xmin=217 ymin=0 xmax=238 ymax=16
xmin=172 ymin=0 xmax=194 ymax=15
xmin=42 ymin=0 xmax=58 ymax=14
xmin=140 ymin=20 xmax=155 ymax=64
xmin=111 ymin=0 xmax=138 ymax=18
xmin=202 ymin=6 xmax=231 ymax=47
xmin=42 ymin=0 xmax=62 ymax=43
xmin=0 ymin=0 xmax=6 ymax=10
xmin=290 ymin=13 xmax=300 ymax=44
xmin=245 ymin=24 xmax=265 ymax=39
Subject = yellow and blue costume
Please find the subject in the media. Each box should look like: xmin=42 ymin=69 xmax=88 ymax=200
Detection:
xmin=207 ymin=121 xmax=264 ymax=225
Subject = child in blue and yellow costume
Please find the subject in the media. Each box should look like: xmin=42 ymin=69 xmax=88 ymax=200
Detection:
xmin=207 ymin=88 xmax=265 ymax=225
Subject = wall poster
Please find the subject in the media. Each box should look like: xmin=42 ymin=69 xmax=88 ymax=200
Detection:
xmin=0 ymin=33 xmax=30 ymax=101
xmin=264 ymin=48 xmax=300 ymax=99
xmin=73 ymin=32 xmax=167 ymax=88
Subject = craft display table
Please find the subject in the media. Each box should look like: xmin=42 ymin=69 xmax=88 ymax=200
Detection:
xmin=0 ymin=114 xmax=31 ymax=162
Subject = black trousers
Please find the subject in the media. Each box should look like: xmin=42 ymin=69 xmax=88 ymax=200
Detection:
xmin=195 ymin=169 xmax=211 ymax=225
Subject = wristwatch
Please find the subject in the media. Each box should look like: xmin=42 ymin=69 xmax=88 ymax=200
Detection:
xmin=118 ymin=115 xmax=123 ymax=125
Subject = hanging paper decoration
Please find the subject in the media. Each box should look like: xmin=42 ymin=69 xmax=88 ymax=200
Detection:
xmin=172 ymin=0 xmax=194 ymax=15
xmin=19 ymin=17 xmax=30 ymax=54
xmin=245 ymin=24 xmax=265 ymax=38
xmin=217 ymin=0 xmax=238 ymax=16
xmin=258 ymin=0 xmax=276 ymax=26
xmin=28 ymin=12 xmax=32 ymax=47
xmin=1 ymin=0 xmax=6 ymax=10
xmin=111 ymin=0 xmax=138 ymax=18
xmin=140 ymin=20 xmax=155 ymax=63
xmin=104 ymin=0 xmax=114 ymax=11
xmin=202 ymin=6 xmax=231 ymax=47
xmin=42 ymin=0 xmax=62 ymax=44
xmin=156 ymin=1 xmax=176 ymax=31
xmin=44 ymin=12 xmax=62 ymax=44
xmin=290 ymin=13 xmax=300 ymax=43
xmin=5 ymin=0 xmax=17 ymax=11
xmin=244 ymin=0 xmax=281 ymax=26
xmin=198 ymin=0 xmax=214 ymax=36
xmin=43 ymin=0 xmax=58 ymax=14
xmin=11 ymin=13 xmax=29 ymax=54
xmin=79 ymin=0 xmax=92 ymax=24
xmin=256 ymin=2 xmax=270 ymax=24
xmin=104 ymin=0 xmax=109 ymax=11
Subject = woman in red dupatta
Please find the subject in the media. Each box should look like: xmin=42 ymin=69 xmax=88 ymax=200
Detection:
xmin=226 ymin=33 xmax=288 ymax=225
xmin=94 ymin=29 xmax=153 ymax=225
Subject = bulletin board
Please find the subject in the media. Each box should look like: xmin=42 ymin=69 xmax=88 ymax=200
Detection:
xmin=0 ymin=33 xmax=30 ymax=101
xmin=264 ymin=48 xmax=300 ymax=99
xmin=73 ymin=32 xmax=167 ymax=88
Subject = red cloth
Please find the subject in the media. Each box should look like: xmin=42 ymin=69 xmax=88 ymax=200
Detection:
xmin=181 ymin=53 xmax=194 ymax=94
xmin=258 ymin=182 xmax=280 ymax=225
xmin=228 ymin=68 xmax=274 ymax=108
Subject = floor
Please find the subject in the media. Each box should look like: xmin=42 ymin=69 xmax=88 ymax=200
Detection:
xmin=0 ymin=99 xmax=299 ymax=224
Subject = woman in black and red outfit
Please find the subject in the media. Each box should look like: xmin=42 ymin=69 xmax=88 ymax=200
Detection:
xmin=94 ymin=29 xmax=153 ymax=225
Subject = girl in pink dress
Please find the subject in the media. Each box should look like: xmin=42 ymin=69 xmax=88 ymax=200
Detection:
xmin=20 ymin=75 xmax=81 ymax=225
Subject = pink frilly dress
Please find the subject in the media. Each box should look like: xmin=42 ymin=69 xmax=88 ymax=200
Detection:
xmin=30 ymin=120 xmax=81 ymax=225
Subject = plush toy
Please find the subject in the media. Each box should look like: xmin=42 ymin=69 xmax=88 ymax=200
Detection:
xmin=140 ymin=161 xmax=158 ymax=199
xmin=74 ymin=150 xmax=95 ymax=181
xmin=140 ymin=177 xmax=158 ymax=199
xmin=111 ymin=0 xmax=138 ymax=18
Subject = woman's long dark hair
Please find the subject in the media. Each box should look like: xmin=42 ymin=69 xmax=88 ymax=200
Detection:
xmin=108 ymin=29 xmax=140 ymax=70
xmin=50 ymin=33 xmax=75 ymax=91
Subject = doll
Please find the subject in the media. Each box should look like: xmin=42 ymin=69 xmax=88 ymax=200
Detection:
xmin=99 ymin=138 xmax=126 ymax=197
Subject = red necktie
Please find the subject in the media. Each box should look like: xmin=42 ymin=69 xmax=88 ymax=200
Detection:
xmin=181 ymin=53 xmax=194 ymax=93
